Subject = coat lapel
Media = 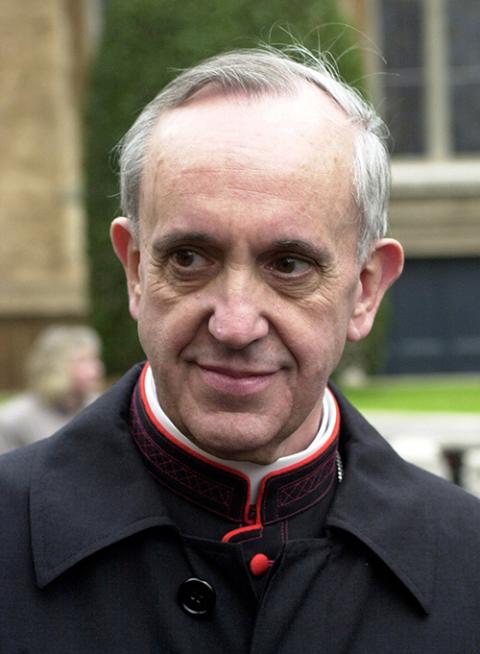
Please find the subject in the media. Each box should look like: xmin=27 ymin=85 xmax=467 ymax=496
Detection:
xmin=30 ymin=365 xmax=175 ymax=588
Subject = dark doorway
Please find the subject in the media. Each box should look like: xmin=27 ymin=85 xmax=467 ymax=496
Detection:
xmin=384 ymin=257 xmax=480 ymax=374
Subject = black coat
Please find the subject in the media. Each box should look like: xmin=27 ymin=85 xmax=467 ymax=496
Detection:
xmin=1 ymin=365 xmax=480 ymax=653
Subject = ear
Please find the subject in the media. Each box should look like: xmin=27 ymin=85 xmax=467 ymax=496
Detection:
xmin=347 ymin=238 xmax=404 ymax=342
xmin=110 ymin=217 xmax=142 ymax=321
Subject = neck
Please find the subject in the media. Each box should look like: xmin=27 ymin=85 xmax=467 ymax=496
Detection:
xmin=141 ymin=363 xmax=340 ymax=499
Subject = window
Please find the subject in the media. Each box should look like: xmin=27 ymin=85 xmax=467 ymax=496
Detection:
xmin=377 ymin=0 xmax=480 ymax=157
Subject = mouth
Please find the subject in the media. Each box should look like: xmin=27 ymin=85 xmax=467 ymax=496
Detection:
xmin=195 ymin=363 xmax=279 ymax=396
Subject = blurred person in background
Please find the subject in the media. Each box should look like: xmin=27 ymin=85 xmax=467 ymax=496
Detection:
xmin=0 ymin=325 xmax=104 ymax=453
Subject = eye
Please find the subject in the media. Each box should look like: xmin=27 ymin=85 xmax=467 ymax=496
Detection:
xmin=269 ymin=255 xmax=311 ymax=276
xmin=171 ymin=249 xmax=208 ymax=269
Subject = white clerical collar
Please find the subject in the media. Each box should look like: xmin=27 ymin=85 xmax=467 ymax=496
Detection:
xmin=143 ymin=363 xmax=339 ymax=501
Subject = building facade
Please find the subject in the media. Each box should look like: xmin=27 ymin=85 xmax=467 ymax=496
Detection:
xmin=346 ymin=0 xmax=480 ymax=373
xmin=0 ymin=0 xmax=97 ymax=389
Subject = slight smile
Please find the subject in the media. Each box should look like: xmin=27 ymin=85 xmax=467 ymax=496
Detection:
xmin=196 ymin=364 xmax=278 ymax=396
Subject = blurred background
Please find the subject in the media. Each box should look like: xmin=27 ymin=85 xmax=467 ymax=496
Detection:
xmin=0 ymin=0 xmax=479 ymax=481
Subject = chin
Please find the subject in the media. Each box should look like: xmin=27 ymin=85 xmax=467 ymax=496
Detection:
xmin=188 ymin=421 xmax=279 ymax=463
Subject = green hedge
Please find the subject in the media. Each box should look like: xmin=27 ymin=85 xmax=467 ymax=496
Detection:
xmin=85 ymin=0 xmax=365 ymax=375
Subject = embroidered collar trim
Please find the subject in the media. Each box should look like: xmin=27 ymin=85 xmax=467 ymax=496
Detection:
xmin=129 ymin=363 xmax=340 ymax=525
xmin=143 ymin=363 xmax=338 ymax=499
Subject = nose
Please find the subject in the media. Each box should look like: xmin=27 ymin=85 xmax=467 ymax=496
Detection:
xmin=207 ymin=274 xmax=269 ymax=349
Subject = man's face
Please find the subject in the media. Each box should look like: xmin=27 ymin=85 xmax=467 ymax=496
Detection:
xmin=113 ymin=85 xmax=393 ymax=463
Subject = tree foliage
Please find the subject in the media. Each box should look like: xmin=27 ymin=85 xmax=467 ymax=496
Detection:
xmin=85 ymin=0 xmax=366 ymax=374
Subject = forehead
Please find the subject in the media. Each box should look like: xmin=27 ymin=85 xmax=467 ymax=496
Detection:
xmin=139 ymin=83 xmax=357 ymax=239
xmin=150 ymin=83 xmax=353 ymax=162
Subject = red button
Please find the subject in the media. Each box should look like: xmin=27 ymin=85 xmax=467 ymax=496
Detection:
xmin=249 ymin=553 xmax=273 ymax=576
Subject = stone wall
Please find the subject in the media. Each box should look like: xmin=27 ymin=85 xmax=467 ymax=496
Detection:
xmin=390 ymin=161 xmax=480 ymax=258
xmin=0 ymin=0 xmax=89 ymax=389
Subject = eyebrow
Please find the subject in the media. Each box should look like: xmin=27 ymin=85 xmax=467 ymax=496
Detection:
xmin=152 ymin=231 xmax=221 ymax=253
xmin=152 ymin=232 xmax=333 ymax=264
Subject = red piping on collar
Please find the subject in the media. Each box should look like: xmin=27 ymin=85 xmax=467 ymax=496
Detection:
xmin=139 ymin=364 xmax=252 ymax=499
xmin=223 ymin=397 xmax=340 ymax=542
xmin=222 ymin=523 xmax=262 ymax=543
xmin=140 ymin=362 xmax=340 ymax=533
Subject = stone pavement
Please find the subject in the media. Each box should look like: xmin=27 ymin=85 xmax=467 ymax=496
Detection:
xmin=363 ymin=410 xmax=480 ymax=493
xmin=363 ymin=410 xmax=480 ymax=449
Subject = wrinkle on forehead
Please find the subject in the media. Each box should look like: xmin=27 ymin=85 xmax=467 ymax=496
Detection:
xmin=138 ymin=83 xmax=358 ymax=237
xmin=150 ymin=91 xmax=353 ymax=166
xmin=145 ymin=81 xmax=355 ymax=169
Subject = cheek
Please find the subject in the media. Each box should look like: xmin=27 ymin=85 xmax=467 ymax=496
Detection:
xmin=286 ymin=298 xmax=353 ymax=375
xmin=137 ymin=290 xmax=205 ymax=364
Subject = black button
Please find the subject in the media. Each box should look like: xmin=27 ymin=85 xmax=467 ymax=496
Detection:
xmin=178 ymin=578 xmax=216 ymax=617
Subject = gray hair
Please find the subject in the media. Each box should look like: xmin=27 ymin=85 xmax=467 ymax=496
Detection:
xmin=118 ymin=47 xmax=390 ymax=261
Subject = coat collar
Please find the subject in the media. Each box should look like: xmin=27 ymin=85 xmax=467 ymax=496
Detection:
xmin=327 ymin=385 xmax=434 ymax=614
xmin=30 ymin=365 xmax=176 ymax=588
xmin=30 ymin=367 xmax=434 ymax=614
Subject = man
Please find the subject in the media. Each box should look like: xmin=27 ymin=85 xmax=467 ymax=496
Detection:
xmin=1 ymin=48 xmax=479 ymax=653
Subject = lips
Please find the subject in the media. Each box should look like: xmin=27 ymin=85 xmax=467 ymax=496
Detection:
xmin=200 ymin=364 xmax=277 ymax=378
xmin=196 ymin=363 xmax=278 ymax=396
